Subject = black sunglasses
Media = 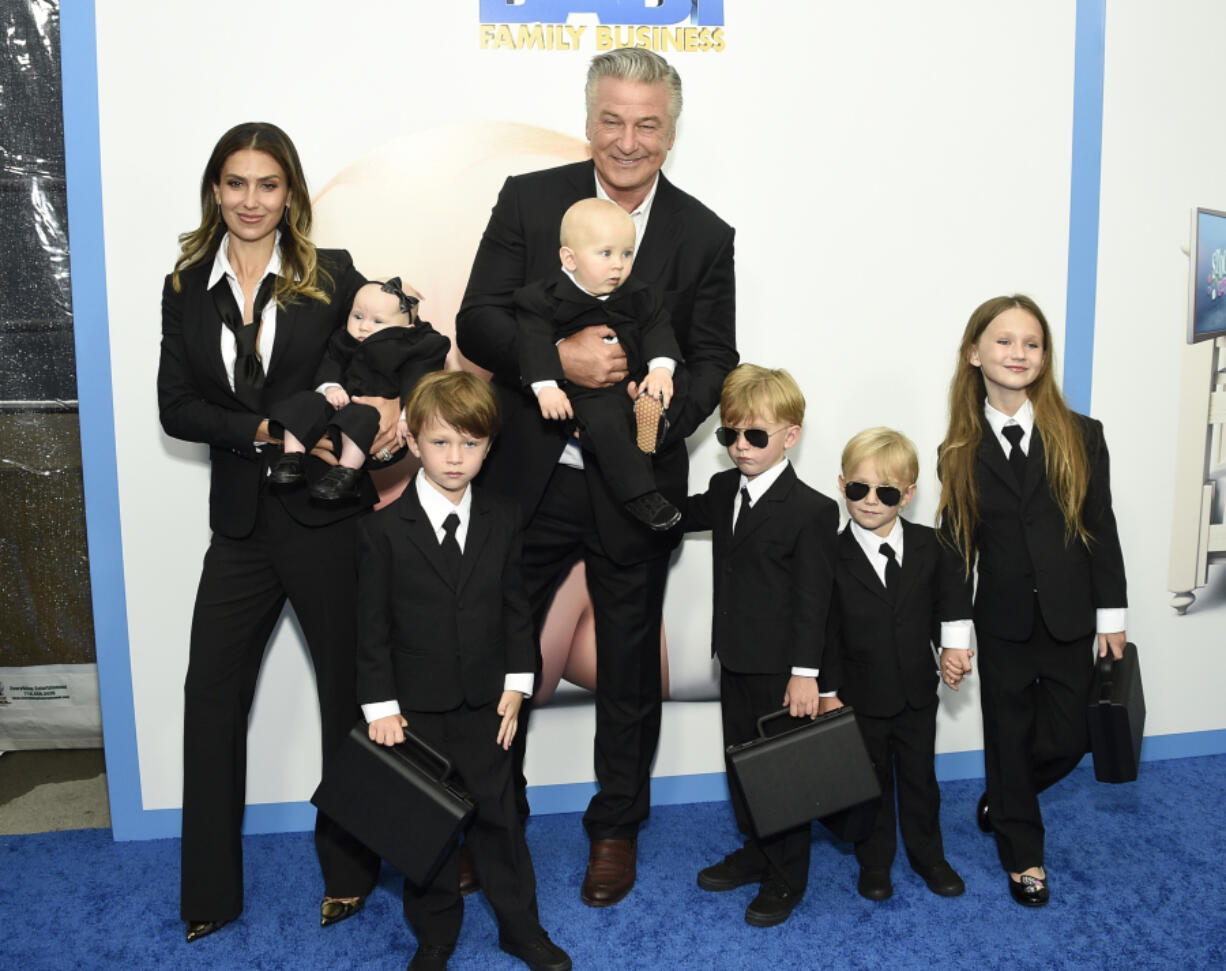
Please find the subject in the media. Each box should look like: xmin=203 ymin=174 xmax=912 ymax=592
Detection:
xmin=715 ymin=426 xmax=784 ymax=449
xmin=843 ymin=481 xmax=903 ymax=506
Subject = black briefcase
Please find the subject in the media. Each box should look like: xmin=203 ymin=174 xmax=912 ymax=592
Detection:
xmin=311 ymin=723 xmax=475 ymax=886
xmin=1087 ymin=641 xmax=1146 ymax=784
xmin=726 ymin=706 xmax=881 ymax=839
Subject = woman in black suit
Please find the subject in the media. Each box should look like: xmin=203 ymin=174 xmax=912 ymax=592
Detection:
xmin=158 ymin=122 xmax=395 ymax=941
xmin=936 ymin=294 xmax=1128 ymax=908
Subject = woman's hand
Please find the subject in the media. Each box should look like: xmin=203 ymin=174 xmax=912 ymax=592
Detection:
xmin=352 ymin=394 xmax=402 ymax=455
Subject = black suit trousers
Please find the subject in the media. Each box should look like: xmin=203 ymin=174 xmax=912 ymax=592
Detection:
xmin=977 ymin=596 xmax=1093 ymax=873
xmin=718 ymin=668 xmax=811 ymax=894
xmin=401 ymin=704 xmax=541 ymax=949
xmin=853 ymin=698 xmax=944 ymax=870
xmin=180 ymin=491 xmax=379 ymax=921
xmin=516 ymin=464 xmax=666 ymax=838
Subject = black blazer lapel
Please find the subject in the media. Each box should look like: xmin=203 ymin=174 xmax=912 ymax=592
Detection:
xmin=398 ymin=487 xmax=458 ymax=590
xmin=895 ymin=519 xmax=927 ymax=607
xmin=634 ymin=174 xmax=683 ymax=281
xmin=458 ymin=494 xmax=494 ymax=592
xmin=728 ymin=464 xmax=790 ymax=550
xmin=978 ymin=430 xmax=1021 ymax=496
xmin=839 ymin=525 xmax=892 ymax=606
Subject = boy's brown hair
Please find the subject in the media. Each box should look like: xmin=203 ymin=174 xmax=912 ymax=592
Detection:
xmin=404 ymin=370 xmax=501 ymax=439
xmin=841 ymin=427 xmax=919 ymax=486
xmin=719 ymin=364 xmax=805 ymax=427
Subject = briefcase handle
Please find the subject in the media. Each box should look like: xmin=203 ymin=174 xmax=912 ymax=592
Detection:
xmin=754 ymin=706 xmax=845 ymax=738
xmin=401 ymin=727 xmax=460 ymax=785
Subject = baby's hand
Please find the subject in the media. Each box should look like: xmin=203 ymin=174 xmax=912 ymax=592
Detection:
xmin=368 ymin=713 xmax=407 ymax=747
xmin=537 ymin=386 xmax=574 ymax=421
xmin=641 ymin=368 xmax=673 ymax=409
xmin=325 ymin=386 xmax=351 ymax=409
xmin=496 ymin=691 xmax=524 ymax=749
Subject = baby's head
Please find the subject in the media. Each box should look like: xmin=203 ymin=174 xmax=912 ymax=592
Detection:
xmin=839 ymin=427 xmax=918 ymax=537
xmin=346 ymin=278 xmax=420 ymax=341
xmin=716 ymin=364 xmax=804 ymax=480
xmin=559 ymin=198 xmax=636 ymax=296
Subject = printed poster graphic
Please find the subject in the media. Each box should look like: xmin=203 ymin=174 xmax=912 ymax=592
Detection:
xmin=479 ymin=0 xmax=726 ymax=51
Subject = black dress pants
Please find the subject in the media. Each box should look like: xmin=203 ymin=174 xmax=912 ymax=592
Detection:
xmin=180 ymin=493 xmax=379 ymax=921
xmin=977 ymin=598 xmax=1094 ymax=873
xmin=513 ymin=464 xmax=666 ymax=839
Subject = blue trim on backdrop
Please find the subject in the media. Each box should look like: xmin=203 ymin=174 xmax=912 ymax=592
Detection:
xmin=61 ymin=0 xmax=145 ymax=841
xmin=1063 ymin=0 xmax=1106 ymax=411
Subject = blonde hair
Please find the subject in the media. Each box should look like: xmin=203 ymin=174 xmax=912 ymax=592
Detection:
xmin=585 ymin=48 xmax=683 ymax=132
xmin=172 ymin=122 xmax=331 ymax=306
xmin=405 ymin=371 xmax=500 ymax=440
xmin=841 ymin=427 xmax=919 ymax=485
xmin=719 ymin=364 xmax=805 ymax=427
xmin=936 ymin=294 xmax=1092 ymax=573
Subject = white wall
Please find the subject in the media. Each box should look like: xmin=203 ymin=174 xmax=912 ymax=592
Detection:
xmin=93 ymin=1 xmax=1218 ymax=825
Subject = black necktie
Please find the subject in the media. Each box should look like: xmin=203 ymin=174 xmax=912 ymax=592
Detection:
xmin=880 ymin=542 xmax=900 ymax=599
xmin=1002 ymin=424 xmax=1027 ymax=485
xmin=439 ymin=512 xmax=462 ymax=582
xmin=211 ymin=273 xmax=276 ymax=411
xmin=733 ymin=487 xmax=751 ymax=535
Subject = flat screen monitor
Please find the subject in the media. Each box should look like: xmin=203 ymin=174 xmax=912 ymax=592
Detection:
xmin=1188 ymin=206 xmax=1226 ymax=343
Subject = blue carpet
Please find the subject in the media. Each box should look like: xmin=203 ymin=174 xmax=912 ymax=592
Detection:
xmin=4 ymin=757 xmax=1226 ymax=969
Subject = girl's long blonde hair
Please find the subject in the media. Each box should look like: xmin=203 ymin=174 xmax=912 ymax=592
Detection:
xmin=936 ymin=294 xmax=1091 ymax=573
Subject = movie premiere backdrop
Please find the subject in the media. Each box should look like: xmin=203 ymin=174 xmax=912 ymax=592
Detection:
xmin=64 ymin=1 xmax=1226 ymax=840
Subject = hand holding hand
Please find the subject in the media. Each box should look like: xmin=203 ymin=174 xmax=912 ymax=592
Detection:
xmin=940 ymin=648 xmax=974 ymax=690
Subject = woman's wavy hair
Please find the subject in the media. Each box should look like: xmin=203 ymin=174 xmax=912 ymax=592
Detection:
xmin=171 ymin=121 xmax=330 ymax=304
xmin=936 ymin=294 xmax=1091 ymax=573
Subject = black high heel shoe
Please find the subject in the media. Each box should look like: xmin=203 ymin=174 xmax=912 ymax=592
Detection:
xmin=320 ymin=896 xmax=365 ymax=927
xmin=185 ymin=919 xmax=228 ymax=942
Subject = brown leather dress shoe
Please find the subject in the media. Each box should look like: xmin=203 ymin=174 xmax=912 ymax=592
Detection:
xmin=458 ymin=843 xmax=479 ymax=896
xmin=580 ymin=837 xmax=636 ymax=907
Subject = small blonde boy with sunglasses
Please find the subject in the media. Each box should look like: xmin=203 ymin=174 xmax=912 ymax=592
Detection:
xmin=820 ymin=427 xmax=966 ymax=903
xmin=683 ymin=364 xmax=840 ymax=928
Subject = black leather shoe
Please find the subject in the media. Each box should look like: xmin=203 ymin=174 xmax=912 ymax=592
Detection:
xmin=913 ymin=860 xmax=966 ymax=897
xmin=408 ymin=942 xmax=454 ymax=970
xmin=185 ymin=919 xmax=228 ymax=942
xmin=268 ymin=452 xmax=306 ymax=485
xmin=1009 ymin=873 xmax=1049 ymax=907
xmin=320 ymin=896 xmax=365 ymax=927
xmin=624 ymin=491 xmax=681 ymax=531
xmin=976 ymin=792 xmax=992 ymax=833
xmin=744 ymin=879 xmax=802 ymax=927
xmin=499 ymin=932 xmax=572 ymax=971
xmin=857 ymin=866 xmax=893 ymax=901
xmin=310 ymin=465 xmax=363 ymax=501
xmin=698 ymin=853 xmax=766 ymax=892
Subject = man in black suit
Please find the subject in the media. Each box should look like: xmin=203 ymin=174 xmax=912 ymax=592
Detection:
xmin=358 ymin=371 xmax=570 ymax=971
xmin=821 ymin=428 xmax=965 ymax=903
xmin=457 ymin=48 xmax=737 ymax=907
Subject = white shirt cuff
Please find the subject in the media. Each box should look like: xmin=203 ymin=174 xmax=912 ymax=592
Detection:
xmin=362 ymin=700 xmax=401 ymax=723
xmin=504 ymin=672 xmax=534 ymax=698
xmin=940 ymin=620 xmax=973 ymax=650
xmin=530 ymin=380 xmax=559 ymax=397
xmin=316 ymin=381 xmax=342 ymax=394
xmin=1096 ymin=608 xmax=1126 ymax=634
xmin=791 ymin=666 xmax=819 ymax=678
xmin=646 ymin=357 xmax=676 ymax=375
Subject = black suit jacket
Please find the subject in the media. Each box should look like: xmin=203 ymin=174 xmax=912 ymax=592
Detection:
xmin=684 ymin=465 xmax=839 ymax=675
xmin=947 ymin=413 xmax=1128 ymax=642
xmin=824 ymin=520 xmax=964 ymax=718
xmin=158 ymin=249 xmax=373 ymax=537
xmin=315 ymin=320 xmax=451 ymax=402
xmin=355 ymin=484 xmax=535 ymax=714
xmin=514 ymin=271 xmax=681 ymax=387
xmin=458 ymin=161 xmax=737 ymax=565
